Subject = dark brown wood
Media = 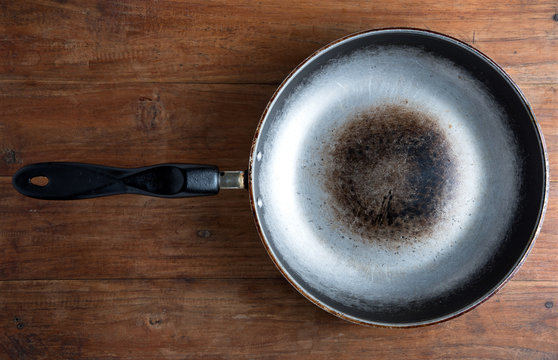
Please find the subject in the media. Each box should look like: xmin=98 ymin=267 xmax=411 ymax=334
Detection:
xmin=0 ymin=176 xmax=278 ymax=280
xmin=0 ymin=0 xmax=556 ymax=358
xmin=0 ymin=83 xmax=557 ymax=178
xmin=0 ymin=1 xmax=555 ymax=84
xmin=0 ymin=177 xmax=556 ymax=282
xmin=0 ymin=280 xmax=556 ymax=359
xmin=0 ymin=83 xmax=273 ymax=176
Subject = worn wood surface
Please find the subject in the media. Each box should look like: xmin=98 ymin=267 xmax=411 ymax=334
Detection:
xmin=0 ymin=0 xmax=556 ymax=359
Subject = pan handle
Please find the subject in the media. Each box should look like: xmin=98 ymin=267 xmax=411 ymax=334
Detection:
xmin=12 ymin=162 xmax=230 ymax=200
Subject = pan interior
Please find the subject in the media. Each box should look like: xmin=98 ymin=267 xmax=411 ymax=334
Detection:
xmin=251 ymin=34 xmax=533 ymax=325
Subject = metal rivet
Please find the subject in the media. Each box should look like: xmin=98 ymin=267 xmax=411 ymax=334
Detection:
xmin=256 ymin=151 xmax=262 ymax=161
xmin=257 ymin=198 xmax=263 ymax=208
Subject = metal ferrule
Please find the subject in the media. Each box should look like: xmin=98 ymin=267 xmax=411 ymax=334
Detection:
xmin=219 ymin=171 xmax=246 ymax=190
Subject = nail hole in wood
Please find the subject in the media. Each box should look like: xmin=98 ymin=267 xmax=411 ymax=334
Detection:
xmin=197 ymin=230 xmax=212 ymax=238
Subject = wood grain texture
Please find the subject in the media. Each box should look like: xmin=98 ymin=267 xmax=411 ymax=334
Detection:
xmin=0 ymin=177 xmax=556 ymax=282
xmin=0 ymin=83 xmax=557 ymax=178
xmin=0 ymin=83 xmax=272 ymax=176
xmin=0 ymin=0 xmax=556 ymax=84
xmin=0 ymin=280 xmax=556 ymax=359
xmin=0 ymin=0 xmax=557 ymax=359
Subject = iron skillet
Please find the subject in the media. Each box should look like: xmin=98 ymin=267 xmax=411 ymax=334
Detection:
xmin=13 ymin=29 xmax=548 ymax=327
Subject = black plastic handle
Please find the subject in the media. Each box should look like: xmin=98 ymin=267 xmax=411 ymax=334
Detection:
xmin=12 ymin=162 xmax=220 ymax=200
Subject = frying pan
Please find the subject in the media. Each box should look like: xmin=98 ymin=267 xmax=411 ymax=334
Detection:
xmin=12 ymin=29 xmax=548 ymax=327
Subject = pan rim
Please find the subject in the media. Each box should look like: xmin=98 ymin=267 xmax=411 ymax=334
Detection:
xmin=247 ymin=27 xmax=549 ymax=327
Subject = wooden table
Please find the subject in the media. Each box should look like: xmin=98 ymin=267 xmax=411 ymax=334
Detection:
xmin=0 ymin=1 xmax=556 ymax=358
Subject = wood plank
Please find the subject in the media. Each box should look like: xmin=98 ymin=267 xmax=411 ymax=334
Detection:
xmin=0 ymin=177 xmax=277 ymax=280
xmin=0 ymin=83 xmax=272 ymax=176
xmin=517 ymin=178 xmax=558 ymax=281
xmin=0 ymin=279 xmax=556 ymax=359
xmin=524 ymin=84 xmax=557 ymax=181
xmin=0 ymin=177 xmax=555 ymax=282
xmin=0 ymin=83 xmax=555 ymax=178
xmin=0 ymin=0 xmax=555 ymax=84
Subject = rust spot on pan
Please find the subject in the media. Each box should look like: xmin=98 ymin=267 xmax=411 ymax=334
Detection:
xmin=323 ymin=104 xmax=457 ymax=247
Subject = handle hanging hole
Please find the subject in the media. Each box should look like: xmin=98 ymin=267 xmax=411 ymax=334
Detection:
xmin=30 ymin=176 xmax=49 ymax=187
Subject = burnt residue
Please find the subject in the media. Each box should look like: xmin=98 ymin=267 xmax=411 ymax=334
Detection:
xmin=324 ymin=104 xmax=456 ymax=246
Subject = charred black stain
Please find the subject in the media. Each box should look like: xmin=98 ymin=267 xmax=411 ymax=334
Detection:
xmin=323 ymin=104 xmax=456 ymax=246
